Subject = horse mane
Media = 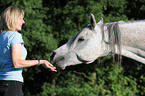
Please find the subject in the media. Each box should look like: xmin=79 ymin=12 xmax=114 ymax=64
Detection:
xmin=103 ymin=22 xmax=122 ymax=64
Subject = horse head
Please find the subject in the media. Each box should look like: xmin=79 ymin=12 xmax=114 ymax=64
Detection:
xmin=50 ymin=13 xmax=106 ymax=70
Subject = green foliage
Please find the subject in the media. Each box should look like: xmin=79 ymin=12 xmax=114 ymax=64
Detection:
xmin=0 ymin=0 xmax=145 ymax=96
xmin=38 ymin=62 xmax=141 ymax=96
xmin=38 ymin=73 xmax=89 ymax=96
xmin=100 ymin=0 xmax=128 ymax=22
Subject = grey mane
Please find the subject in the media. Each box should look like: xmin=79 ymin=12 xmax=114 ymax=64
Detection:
xmin=103 ymin=22 xmax=122 ymax=63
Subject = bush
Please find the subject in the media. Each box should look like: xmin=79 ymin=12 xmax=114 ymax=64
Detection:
xmin=37 ymin=57 xmax=145 ymax=96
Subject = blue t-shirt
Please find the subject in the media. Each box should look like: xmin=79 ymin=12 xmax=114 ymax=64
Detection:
xmin=0 ymin=31 xmax=27 ymax=82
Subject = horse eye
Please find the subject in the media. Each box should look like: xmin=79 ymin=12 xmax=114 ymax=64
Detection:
xmin=78 ymin=37 xmax=85 ymax=42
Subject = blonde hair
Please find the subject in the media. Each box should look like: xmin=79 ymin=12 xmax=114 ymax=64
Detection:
xmin=0 ymin=7 xmax=24 ymax=32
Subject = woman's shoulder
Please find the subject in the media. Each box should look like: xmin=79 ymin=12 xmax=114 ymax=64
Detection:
xmin=4 ymin=31 xmax=22 ymax=37
xmin=6 ymin=31 xmax=23 ymax=45
xmin=7 ymin=31 xmax=21 ymax=35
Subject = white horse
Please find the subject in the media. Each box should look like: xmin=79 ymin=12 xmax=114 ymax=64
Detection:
xmin=50 ymin=13 xmax=145 ymax=70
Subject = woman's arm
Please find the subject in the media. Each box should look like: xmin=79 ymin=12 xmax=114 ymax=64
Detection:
xmin=11 ymin=43 xmax=56 ymax=72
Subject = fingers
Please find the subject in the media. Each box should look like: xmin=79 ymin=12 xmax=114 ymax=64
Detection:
xmin=43 ymin=60 xmax=57 ymax=72
xmin=50 ymin=67 xmax=57 ymax=72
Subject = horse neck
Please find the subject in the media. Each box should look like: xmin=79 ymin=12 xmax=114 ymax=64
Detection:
xmin=119 ymin=21 xmax=145 ymax=50
xmin=119 ymin=21 xmax=145 ymax=63
xmin=103 ymin=20 xmax=145 ymax=53
xmin=102 ymin=20 xmax=145 ymax=64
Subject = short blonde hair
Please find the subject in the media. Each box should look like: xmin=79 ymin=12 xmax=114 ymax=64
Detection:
xmin=0 ymin=7 xmax=24 ymax=32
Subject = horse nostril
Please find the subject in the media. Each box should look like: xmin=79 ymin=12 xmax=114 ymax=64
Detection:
xmin=50 ymin=52 xmax=56 ymax=61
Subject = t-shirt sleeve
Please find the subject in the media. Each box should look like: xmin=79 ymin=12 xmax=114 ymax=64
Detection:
xmin=10 ymin=32 xmax=24 ymax=46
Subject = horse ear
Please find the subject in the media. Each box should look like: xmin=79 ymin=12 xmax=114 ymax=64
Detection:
xmin=89 ymin=13 xmax=97 ymax=29
xmin=98 ymin=17 xmax=103 ymax=25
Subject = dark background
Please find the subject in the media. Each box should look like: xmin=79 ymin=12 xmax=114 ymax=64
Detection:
xmin=0 ymin=0 xmax=145 ymax=95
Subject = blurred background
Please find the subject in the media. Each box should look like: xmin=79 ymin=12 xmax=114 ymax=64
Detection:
xmin=0 ymin=0 xmax=145 ymax=96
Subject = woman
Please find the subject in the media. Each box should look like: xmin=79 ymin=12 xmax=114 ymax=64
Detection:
xmin=0 ymin=7 xmax=57 ymax=96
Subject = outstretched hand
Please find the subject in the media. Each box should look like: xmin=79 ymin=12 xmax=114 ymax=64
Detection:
xmin=42 ymin=60 xmax=57 ymax=72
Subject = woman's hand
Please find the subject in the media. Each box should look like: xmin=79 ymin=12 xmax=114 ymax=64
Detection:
xmin=41 ymin=60 xmax=57 ymax=72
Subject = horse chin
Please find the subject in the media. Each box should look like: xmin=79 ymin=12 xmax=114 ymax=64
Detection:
xmin=51 ymin=60 xmax=65 ymax=70
xmin=56 ymin=64 xmax=66 ymax=70
xmin=55 ymin=60 xmax=83 ymax=70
